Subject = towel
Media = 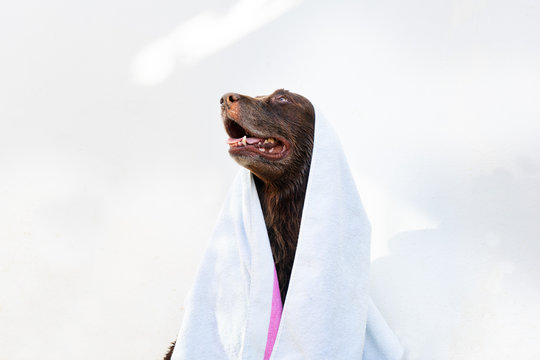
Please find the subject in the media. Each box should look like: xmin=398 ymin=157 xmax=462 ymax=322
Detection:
xmin=171 ymin=109 xmax=403 ymax=359
xmin=263 ymin=266 xmax=282 ymax=360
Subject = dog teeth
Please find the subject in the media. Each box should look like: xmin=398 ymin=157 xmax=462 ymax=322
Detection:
xmin=230 ymin=136 xmax=275 ymax=149
xmin=269 ymin=148 xmax=273 ymax=153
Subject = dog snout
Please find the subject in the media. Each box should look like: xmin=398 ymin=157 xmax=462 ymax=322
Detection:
xmin=221 ymin=93 xmax=242 ymax=107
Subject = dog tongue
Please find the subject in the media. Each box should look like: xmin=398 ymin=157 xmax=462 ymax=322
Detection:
xmin=246 ymin=137 xmax=262 ymax=144
xmin=227 ymin=136 xmax=263 ymax=145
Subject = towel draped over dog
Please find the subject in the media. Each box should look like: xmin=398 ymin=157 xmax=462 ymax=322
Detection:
xmin=171 ymin=110 xmax=403 ymax=359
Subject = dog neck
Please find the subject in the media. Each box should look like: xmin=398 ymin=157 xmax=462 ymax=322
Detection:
xmin=254 ymin=162 xmax=311 ymax=305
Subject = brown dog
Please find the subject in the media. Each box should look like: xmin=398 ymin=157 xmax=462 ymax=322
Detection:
xmin=164 ymin=89 xmax=315 ymax=359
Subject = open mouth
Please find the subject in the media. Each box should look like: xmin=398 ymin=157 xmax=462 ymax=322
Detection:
xmin=224 ymin=117 xmax=289 ymax=159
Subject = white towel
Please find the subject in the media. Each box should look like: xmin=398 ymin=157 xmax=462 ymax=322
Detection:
xmin=171 ymin=109 xmax=403 ymax=359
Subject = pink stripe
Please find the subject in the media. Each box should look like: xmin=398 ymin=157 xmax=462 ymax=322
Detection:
xmin=263 ymin=266 xmax=282 ymax=360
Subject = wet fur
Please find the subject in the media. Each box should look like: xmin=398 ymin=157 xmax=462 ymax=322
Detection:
xmin=254 ymin=136 xmax=313 ymax=303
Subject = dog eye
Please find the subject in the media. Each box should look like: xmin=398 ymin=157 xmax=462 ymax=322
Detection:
xmin=277 ymin=96 xmax=289 ymax=103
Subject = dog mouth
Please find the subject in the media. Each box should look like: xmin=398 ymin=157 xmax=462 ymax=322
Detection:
xmin=224 ymin=117 xmax=289 ymax=159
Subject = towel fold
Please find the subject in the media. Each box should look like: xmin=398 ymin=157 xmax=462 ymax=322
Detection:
xmin=263 ymin=266 xmax=282 ymax=360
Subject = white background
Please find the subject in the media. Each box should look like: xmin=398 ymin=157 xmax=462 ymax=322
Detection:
xmin=1 ymin=0 xmax=539 ymax=359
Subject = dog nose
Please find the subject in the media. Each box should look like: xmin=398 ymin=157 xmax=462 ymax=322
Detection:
xmin=221 ymin=93 xmax=241 ymax=106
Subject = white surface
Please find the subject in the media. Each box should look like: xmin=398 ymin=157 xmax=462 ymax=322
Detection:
xmin=0 ymin=0 xmax=539 ymax=359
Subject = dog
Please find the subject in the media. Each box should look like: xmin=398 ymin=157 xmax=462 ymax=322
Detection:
xmin=164 ymin=89 xmax=315 ymax=359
